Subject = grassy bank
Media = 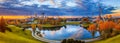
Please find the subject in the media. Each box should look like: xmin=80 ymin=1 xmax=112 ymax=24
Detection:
xmin=41 ymin=24 xmax=64 ymax=28
xmin=89 ymin=34 xmax=120 ymax=43
xmin=41 ymin=21 xmax=80 ymax=28
xmin=0 ymin=25 xmax=45 ymax=43
xmin=62 ymin=22 xmax=80 ymax=25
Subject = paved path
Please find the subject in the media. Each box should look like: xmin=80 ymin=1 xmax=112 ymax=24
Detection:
xmin=82 ymin=37 xmax=102 ymax=42
xmin=32 ymin=31 xmax=101 ymax=43
xmin=31 ymin=29 xmax=101 ymax=43
xmin=31 ymin=31 xmax=61 ymax=43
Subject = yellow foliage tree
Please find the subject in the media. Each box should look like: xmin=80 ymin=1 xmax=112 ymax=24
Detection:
xmin=37 ymin=24 xmax=42 ymax=30
xmin=31 ymin=24 xmax=36 ymax=33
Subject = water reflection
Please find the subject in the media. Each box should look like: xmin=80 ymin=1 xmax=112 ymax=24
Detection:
xmin=36 ymin=25 xmax=100 ymax=41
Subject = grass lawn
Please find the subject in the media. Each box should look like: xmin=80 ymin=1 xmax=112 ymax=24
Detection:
xmin=41 ymin=24 xmax=64 ymax=28
xmin=81 ymin=23 xmax=91 ymax=28
xmin=63 ymin=21 xmax=80 ymax=25
xmin=88 ymin=34 xmax=120 ymax=43
xmin=0 ymin=25 xmax=46 ymax=43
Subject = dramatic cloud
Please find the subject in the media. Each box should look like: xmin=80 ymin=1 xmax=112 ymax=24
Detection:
xmin=0 ymin=0 xmax=5 ymax=2
xmin=0 ymin=0 xmax=119 ymax=16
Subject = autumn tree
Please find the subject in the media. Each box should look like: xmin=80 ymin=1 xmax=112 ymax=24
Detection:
xmin=38 ymin=19 xmax=42 ymax=24
xmin=82 ymin=17 xmax=89 ymax=22
xmin=44 ymin=18 xmax=48 ymax=24
xmin=114 ymin=24 xmax=120 ymax=31
xmin=31 ymin=24 xmax=36 ymax=33
xmin=81 ymin=17 xmax=91 ymax=28
xmin=98 ymin=21 xmax=116 ymax=39
xmin=112 ymin=24 xmax=120 ymax=36
xmin=117 ymin=19 xmax=120 ymax=24
xmin=15 ymin=20 xmax=21 ymax=26
xmin=50 ymin=20 xmax=55 ymax=25
xmin=62 ymin=18 xmax=67 ymax=23
xmin=37 ymin=24 xmax=42 ymax=30
xmin=88 ymin=24 xmax=97 ymax=38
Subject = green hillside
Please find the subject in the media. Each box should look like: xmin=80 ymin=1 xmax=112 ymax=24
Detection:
xmin=0 ymin=25 xmax=45 ymax=43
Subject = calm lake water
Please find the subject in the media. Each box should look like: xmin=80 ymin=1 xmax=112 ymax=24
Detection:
xmin=35 ymin=25 xmax=100 ymax=41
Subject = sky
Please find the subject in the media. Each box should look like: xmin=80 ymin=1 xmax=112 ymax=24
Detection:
xmin=0 ymin=0 xmax=120 ymax=16
xmin=102 ymin=0 xmax=120 ymax=9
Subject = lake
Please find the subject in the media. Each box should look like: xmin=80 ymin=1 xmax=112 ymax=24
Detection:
xmin=35 ymin=25 xmax=100 ymax=41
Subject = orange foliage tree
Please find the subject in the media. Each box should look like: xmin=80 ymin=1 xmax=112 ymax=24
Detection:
xmin=111 ymin=24 xmax=120 ymax=36
xmin=108 ymin=21 xmax=116 ymax=29
xmin=98 ymin=21 xmax=116 ymax=31
xmin=114 ymin=24 xmax=120 ymax=31
xmin=98 ymin=21 xmax=116 ymax=38
xmin=88 ymin=24 xmax=96 ymax=32
xmin=88 ymin=24 xmax=97 ymax=37
xmin=98 ymin=21 xmax=109 ymax=31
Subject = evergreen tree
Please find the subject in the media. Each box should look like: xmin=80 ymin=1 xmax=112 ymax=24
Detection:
xmin=0 ymin=16 xmax=6 ymax=33
xmin=0 ymin=16 xmax=12 ymax=33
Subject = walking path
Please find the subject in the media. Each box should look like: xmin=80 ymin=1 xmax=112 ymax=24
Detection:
xmin=82 ymin=37 xmax=102 ymax=42
xmin=32 ymin=31 xmax=101 ymax=43
xmin=31 ymin=31 xmax=61 ymax=43
xmin=31 ymin=29 xmax=101 ymax=43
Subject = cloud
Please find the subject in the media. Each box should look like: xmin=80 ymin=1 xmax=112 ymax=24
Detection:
xmin=0 ymin=0 xmax=117 ymax=16
xmin=102 ymin=0 xmax=120 ymax=8
xmin=112 ymin=9 xmax=120 ymax=13
xmin=0 ymin=0 xmax=6 ymax=3
xmin=11 ymin=4 xmax=23 ymax=7
xmin=15 ymin=0 xmax=80 ymax=8
xmin=0 ymin=5 xmax=5 ymax=8
xmin=66 ymin=2 xmax=77 ymax=7
xmin=0 ymin=0 xmax=5 ymax=2
xmin=39 ymin=0 xmax=46 ymax=2
xmin=0 ymin=0 xmax=89 ymax=8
